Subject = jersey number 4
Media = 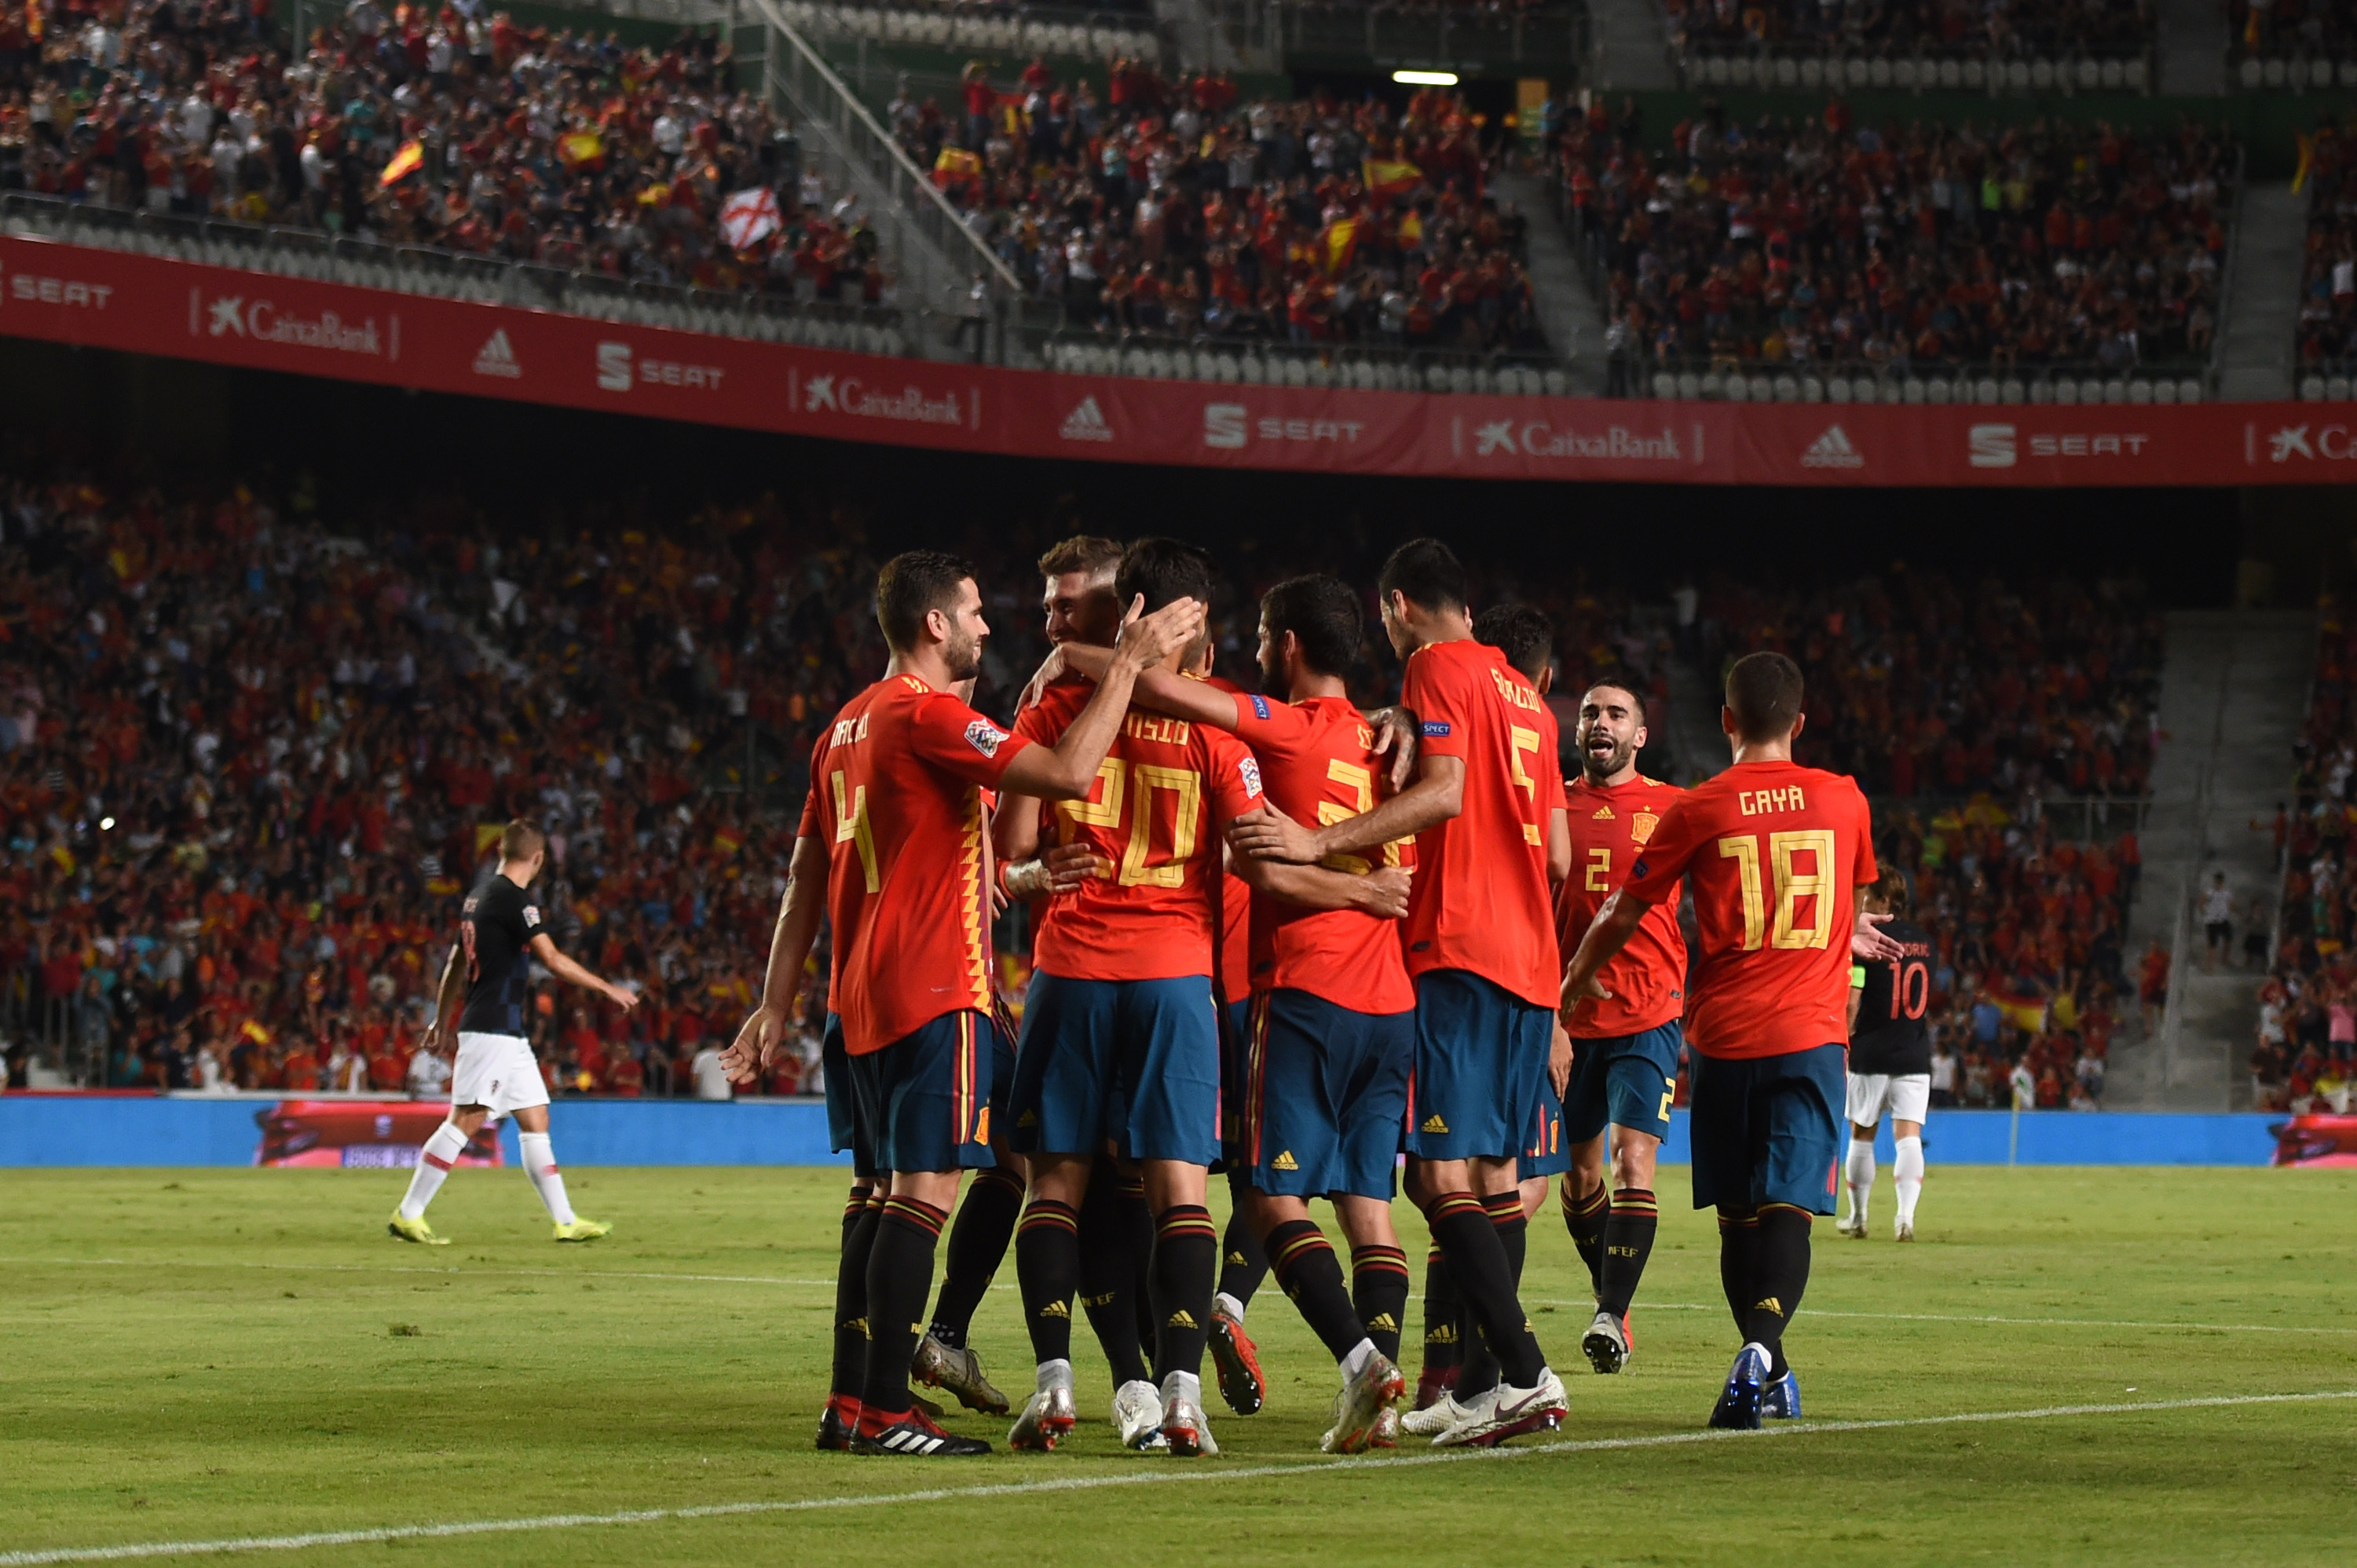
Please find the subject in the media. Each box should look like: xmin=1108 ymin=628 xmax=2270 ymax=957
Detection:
xmin=832 ymin=770 xmax=881 ymax=893
xmin=1716 ymin=829 xmax=1836 ymax=951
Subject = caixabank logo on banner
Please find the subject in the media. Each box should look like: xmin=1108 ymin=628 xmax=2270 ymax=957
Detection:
xmin=1448 ymin=413 xmax=1697 ymax=463
xmin=190 ymin=287 xmax=396 ymax=359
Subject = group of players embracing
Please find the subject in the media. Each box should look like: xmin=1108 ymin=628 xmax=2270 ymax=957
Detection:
xmin=716 ymin=533 xmax=1902 ymax=1459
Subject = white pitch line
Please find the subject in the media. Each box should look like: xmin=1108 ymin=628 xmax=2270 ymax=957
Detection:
xmin=0 ymin=1257 xmax=837 ymax=1289
xmin=1528 ymin=1298 xmax=2357 ymax=1337
xmin=2 ymin=1389 xmax=2350 ymax=1566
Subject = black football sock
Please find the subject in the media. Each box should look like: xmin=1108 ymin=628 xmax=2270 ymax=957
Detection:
xmin=1563 ymin=1178 xmax=1609 ymax=1296
xmin=1419 ymin=1242 xmax=1463 ymax=1374
xmin=1217 ymin=1175 xmax=1271 ymax=1312
xmin=1121 ymin=1172 xmax=1158 ymax=1369
xmin=861 ymin=1195 xmax=947 ymax=1420
xmin=1351 ymin=1243 xmax=1411 ymax=1363
xmin=1422 ymin=1191 xmax=1545 ymax=1389
xmin=928 ymin=1164 xmax=1023 ymax=1350
xmin=1076 ymin=1169 xmax=1151 ymax=1387
xmin=1266 ymin=1218 xmax=1367 ymax=1361
xmin=1717 ymin=1206 xmax=1759 ymax=1337
xmin=1015 ymin=1197 xmax=1081 ymax=1368
xmin=832 ymin=1189 xmax=883 ymax=1402
xmin=1598 ymin=1187 xmax=1659 ymax=1320
xmin=1150 ymin=1203 xmax=1219 ymax=1384
xmin=1742 ymin=1203 xmax=1813 ymax=1380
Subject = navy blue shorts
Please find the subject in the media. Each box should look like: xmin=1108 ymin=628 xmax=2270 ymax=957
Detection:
xmin=824 ymin=1010 xmax=994 ymax=1177
xmin=1564 ymin=1022 xmax=1686 ymax=1146
xmin=1517 ymin=1076 xmax=1570 ymax=1179
xmin=1405 ymin=970 xmax=1553 ymax=1164
xmin=1009 ymin=972 xmax=1221 ymax=1166
xmin=1688 ymin=1044 xmax=1846 ymax=1215
xmin=987 ymin=1010 xmax=1018 ymax=1134
xmin=1237 ymin=989 xmax=1411 ymax=1201
xmin=1217 ymin=996 xmax=1253 ymax=1173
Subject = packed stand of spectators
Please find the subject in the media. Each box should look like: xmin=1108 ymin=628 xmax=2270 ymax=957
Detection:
xmin=0 ymin=0 xmax=898 ymax=306
xmin=889 ymin=63 xmax=1546 ymax=354
xmin=1667 ymin=0 xmax=2154 ymax=60
xmin=2255 ymin=598 xmax=2357 ymax=1111
xmin=1557 ymin=98 xmax=2233 ymax=378
xmin=2230 ymin=0 xmax=2357 ymax=61
xmin=2295 ymin=117 xmax=2357 ymax=373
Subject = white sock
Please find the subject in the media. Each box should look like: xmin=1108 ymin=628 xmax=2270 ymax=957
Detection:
xmin=1844 ymin=1138 xmax=1876 ymax=1225
xmin=1215 ymin=1290 xmax=1247 ymax=1325
xmin=1894 ymin=1135 xmax=1925 ymax=1228
xmin=1339 ymin=1337 xmax=1376 ymax=1381
xmin=518 ymin=1131 xmax=575 ymax=1226
xmin=398 ymin=1124 xmax=469 ymax=1219
xmin=1035 ymin=1358 xmax=1074 ymax=1394
xmin=1161 ymin=1369 xmax=1202 ymax=1410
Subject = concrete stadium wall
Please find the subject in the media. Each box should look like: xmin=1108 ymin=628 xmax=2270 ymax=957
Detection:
xmin=0 ymin=1096 xmax=2286 ymax=1167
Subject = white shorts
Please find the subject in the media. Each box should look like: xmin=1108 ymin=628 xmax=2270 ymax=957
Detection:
xmin=452 ymin=1032 xmax=551 ymax=1120
xmin=1845 ymin=1072 xmax=1931 ymax=1129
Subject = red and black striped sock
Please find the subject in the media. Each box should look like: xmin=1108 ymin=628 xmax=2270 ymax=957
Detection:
xmin=1350 ymin=1242 xmax=1412 ymax=1363
xmin=1076 ymin=1171 xmax=1151 ymax=1387
xmin=1743 ymin=1203 xmax=1812 ymax=1380
xmin=1457 ymin=1190 xmax=1530 ymax=1398
xmin=1149 ymin=1203 xmax=1219 ymax=1383
xmin=1563 ymin=1178 xmax=1610 ymax=1296
xmin=928 ymin=1164 xmax=1024 ymax=1350
xmin=1422 ymin=1190 xmax=1544 ymax=1391
xmin=832 ymin=1187 xmax=883 ymax=1402
xmin=1419 ymin=1241 xmax=1462 ymax=1373
xmin=1266 ymin=1218 xmax=1364 ymax=1361
xmin=1598 ymin=1186 xmax=1658 ymax=1319
xmin=859 ymin=1195 xmax=947 ymax=1421
xmin=1015 ymin=1197 xmax=1081 ymax=1368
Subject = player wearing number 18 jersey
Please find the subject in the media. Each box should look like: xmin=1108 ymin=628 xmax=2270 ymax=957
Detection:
xmin=1561 ymin=651 xmax=1883 ymax=1432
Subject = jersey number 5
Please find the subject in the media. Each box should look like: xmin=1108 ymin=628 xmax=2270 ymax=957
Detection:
xmin=1716 ymin=829 xmax=1837 ymax=951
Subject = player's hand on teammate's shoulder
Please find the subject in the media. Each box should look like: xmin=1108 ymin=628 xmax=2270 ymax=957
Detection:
xmin=1228 ymin=800 xmax=1323 ymax=864
xmin=1356 ymin=864 xmax=1412 ymax=919
xmin=719 ymin=1007 xmax=781 ymax=1086
xmin=1018 ymin=644 xmax=1070 ymax=710
xmin=1112 ymin=593 xmax=1206 ymax=669
xmin=1851 ymin=909 xmax=1905 ymax=962
xmin=1363 ymin=705 xmax=1421 ymax=793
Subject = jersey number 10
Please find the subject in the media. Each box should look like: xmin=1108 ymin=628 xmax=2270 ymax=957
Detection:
xmin=1716 ymin=829 xmax=1837 ymax=952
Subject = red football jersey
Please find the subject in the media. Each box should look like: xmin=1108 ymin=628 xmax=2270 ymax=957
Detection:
xmin=1231 ymin=693 xmax=1416 ymax=1014
xmin=1617 ymin=759 xmax=1876 ymax=1059
xmin=1397 ymin=638 xmax=1561 ymax=1009
xmin=798 ymin=674 xmax=1034 ymax=1056
xmin=1206 ymin=675 xmax=1254 ymax=1006
xmin=1557 ymin=773 xmax=1689 ymax=1038
xmin=1013 ymin=686 xmax=1265 ymax=982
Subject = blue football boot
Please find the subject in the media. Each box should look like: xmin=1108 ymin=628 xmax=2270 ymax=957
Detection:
xmin=1707 ymin=1342 xmax=1772 ymax=1431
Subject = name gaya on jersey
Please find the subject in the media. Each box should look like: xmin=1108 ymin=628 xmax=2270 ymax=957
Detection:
xmin=800 ymin=674 xmax=1034 ymax=1056
xmin=1557 ymin=773 xmax=1688 ymax=1039
xmin=1013 ymin=695 xmax=1265 ymax=983
xmin=1616 ymin=760 xmax=1876 ymax=1059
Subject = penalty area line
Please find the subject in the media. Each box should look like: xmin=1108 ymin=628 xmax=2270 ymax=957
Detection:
xmin=3 ymin=1388 xmax=2352 ymax=1565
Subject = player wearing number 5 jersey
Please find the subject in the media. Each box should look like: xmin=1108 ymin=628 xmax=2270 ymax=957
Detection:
xmin=1839 ymin=870 xmax=1934 ymax=1243
xmin=1561 ymin=651 xmax=1898 ymax=1433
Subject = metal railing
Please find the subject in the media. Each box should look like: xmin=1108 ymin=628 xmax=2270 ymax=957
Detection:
xmin=781 ymin=0 xmax=1164 ymax=61
xmin=1030 ymin=323 xmax=1570 ymax=393
xmin=1676 ymin=45 xmax=2156 ymax=97
xmin=1205 ymin=0 xmax=1586 ymax=71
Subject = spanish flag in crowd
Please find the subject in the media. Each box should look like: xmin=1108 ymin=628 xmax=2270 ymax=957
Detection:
xmin=712 ymin=827 xmax=743 ymax=857
xmin=2295 ymin=131 xmax=2316 ymax=195
xmin=378 ymin=140 xmax=424 ymax=187
xmin=1319 ymin=217 xmax=1359 ymax=276
xmin=1989 ymin=986 xmax=2049 ymax=1033
xmin=1362 ymin=157 xmax=1422 ymax=203
xmin=933 ymin=146 xmax=983 ymax=187
xmin=241 ymin=1019 xmax=274 ymax=1046
xmin=558 ymin=130 xmax=606 ymax=169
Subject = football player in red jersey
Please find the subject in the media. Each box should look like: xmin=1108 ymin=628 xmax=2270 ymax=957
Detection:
xmin=1561 ymin=650 xmax=1903 ymax=1431
xmin=721 ymin=550 xmax=1200 ymax=1457
xmin=1234 ymin=539 xmax=1568 ymax=1448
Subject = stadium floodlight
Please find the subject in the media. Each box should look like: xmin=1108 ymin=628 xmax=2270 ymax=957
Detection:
xmin=99 ymin=817 xmax=115 ymax=831
xmin=1392 ymin=69 xmax=1458 ymax=85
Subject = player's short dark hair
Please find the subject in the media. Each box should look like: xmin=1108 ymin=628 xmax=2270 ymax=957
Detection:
xmin=1115 ymin=537 xmax=1216 ymax=613
xmin=875 ymin=550 xmax=976 ymax=652
xmin=1376 ymin=537 xmax=1467 ymax=615
xmin=1472 ymin=604 xmax=1554 ymax=685
xmin=1581 ymin=681 xmax=1649 ymax=724
xmin=1868 ymin=866 xmax=1911 ymax=916
xmin=500 ymin=819 xmax=547 ymax=861
xmin=1260 ymin=575 xmax=1362 ymax=678
xmin=1037 ymin=535 xmax=1122 ymax=579
xmin=1726 ymin=650 xmax=1804 ymax=741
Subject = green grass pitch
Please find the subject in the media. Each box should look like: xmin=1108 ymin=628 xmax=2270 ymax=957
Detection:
xmin=2 ymin=1164 xmax=2353 ymax=1566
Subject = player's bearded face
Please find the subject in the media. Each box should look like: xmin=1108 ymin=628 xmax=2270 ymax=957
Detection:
xmin=943 ymin=584 xmax=987 ymax=682
xmin=1576 ymin=691 xmax=1642 ymax=781
xmin=1255 ymin=615 xmax=1281 ymax=692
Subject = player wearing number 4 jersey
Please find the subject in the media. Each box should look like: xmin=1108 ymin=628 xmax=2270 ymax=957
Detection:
xmin=1840 ymin=870 xmax=1934 ymax=1243
xmin=1562 ymin=651 xmax=1901 ymax=1431
xmin=720 ymin=550 xmax=1202 ymax=1459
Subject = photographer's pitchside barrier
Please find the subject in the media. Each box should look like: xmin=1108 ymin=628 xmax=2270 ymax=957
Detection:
xmin=0 ymin=1095 xmax=2290 ymax=1167
xmin=2 ymin=233 xmax=2353 ymax=486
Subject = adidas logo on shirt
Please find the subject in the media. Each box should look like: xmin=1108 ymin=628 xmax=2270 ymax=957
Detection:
xmin=1799 ymin=424 xmax=1864 ymax=469
xmin=1272 ymin=1150 xmax=1298 ymax=1171
xmin=472 ymin=330 xmax=522 ymax=378
xmin=1593 ymin=806 xmax=1615 ymax=819
xmin=1421 ymin=1114 xmax=1449 ymax=1134
xmin=1059 ymin=397 xmax=1114 ymax=442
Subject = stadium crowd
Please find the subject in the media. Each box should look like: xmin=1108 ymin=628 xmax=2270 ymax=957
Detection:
xmin=2231 ymin=0 xmax=2357 ymax=60
xmin=891 ymin=68 xmax=1547 ymax=353
xmin=2296 ymin=115 xmax=2357 ymax=373
xmin=1666 ymin=0 xmax=2155 ymax=60
xmin=1557 ymin=101 xmax=2233 ymax=376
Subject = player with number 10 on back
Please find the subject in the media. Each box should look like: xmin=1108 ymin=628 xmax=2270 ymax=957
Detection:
xmin=1560 ymin=650 xmax=1904 ymax=1431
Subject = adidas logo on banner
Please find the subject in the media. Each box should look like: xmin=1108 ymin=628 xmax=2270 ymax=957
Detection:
xmin=1059 ymin=397 xmax=1114 ymax=442
xmin=1799 ymin=424 xmax=1863 ymax=469
xmin=472 ymin=330 xmax=522 ymax=378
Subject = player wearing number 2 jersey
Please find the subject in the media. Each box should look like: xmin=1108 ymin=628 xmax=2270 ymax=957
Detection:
xmin=1561 ymin=650 xmax=1896 ymax=1433
xmin=1839 ymin=869 xmax=1934 ymax=1244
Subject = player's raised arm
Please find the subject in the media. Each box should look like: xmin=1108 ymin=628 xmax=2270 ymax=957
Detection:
xmin=996 ymin=593 xmax=1205 ymax=800
xmin=1045 ymin=640 xmax=1243 ymax=732
xmin=526 ymin=930 xmax=638 ymax=1012
xmin=723 ymin=832 xmax=830 ymax=1084
xmin=1232 ymin=751 xmax=1462 ymax=865
xmin=1232 ymin=852 xmax=1412 ymax=920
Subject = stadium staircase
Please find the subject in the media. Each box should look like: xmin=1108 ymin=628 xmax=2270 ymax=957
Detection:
xmin=1661 ymin=645 xmax=1729 ymax=786
xmin=2217 ymin=182 xmax=2306 ymax=403
xmin=1584 ymin=0 xmax=1676 ymax=90
xmin=1492 ymin=168 xmax=1606 ymax=386
xmin=2108 ymin=609 xmax=2315 ymax=1109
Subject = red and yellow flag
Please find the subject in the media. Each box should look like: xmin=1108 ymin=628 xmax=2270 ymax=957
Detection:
xmin=377 ymin=140 xmax=424 ymax=186
xmin=1362 ymin=157 xmax=1422 ymax=202
xmin=558 ymin=130 xmax=606 ymax=167
xmin=1319 ymin=217 xmax=1359 ymax=276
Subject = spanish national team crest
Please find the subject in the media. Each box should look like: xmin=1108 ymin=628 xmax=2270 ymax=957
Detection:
xmin=1630 ymin=810 xmax=1660 ymax=845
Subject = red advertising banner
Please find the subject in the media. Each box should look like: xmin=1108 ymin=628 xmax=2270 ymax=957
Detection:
xmin=254 ymin=1099 xmax=500 ymax=1168
xmin=2 ymin=232 xmax=2348 ymax=486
